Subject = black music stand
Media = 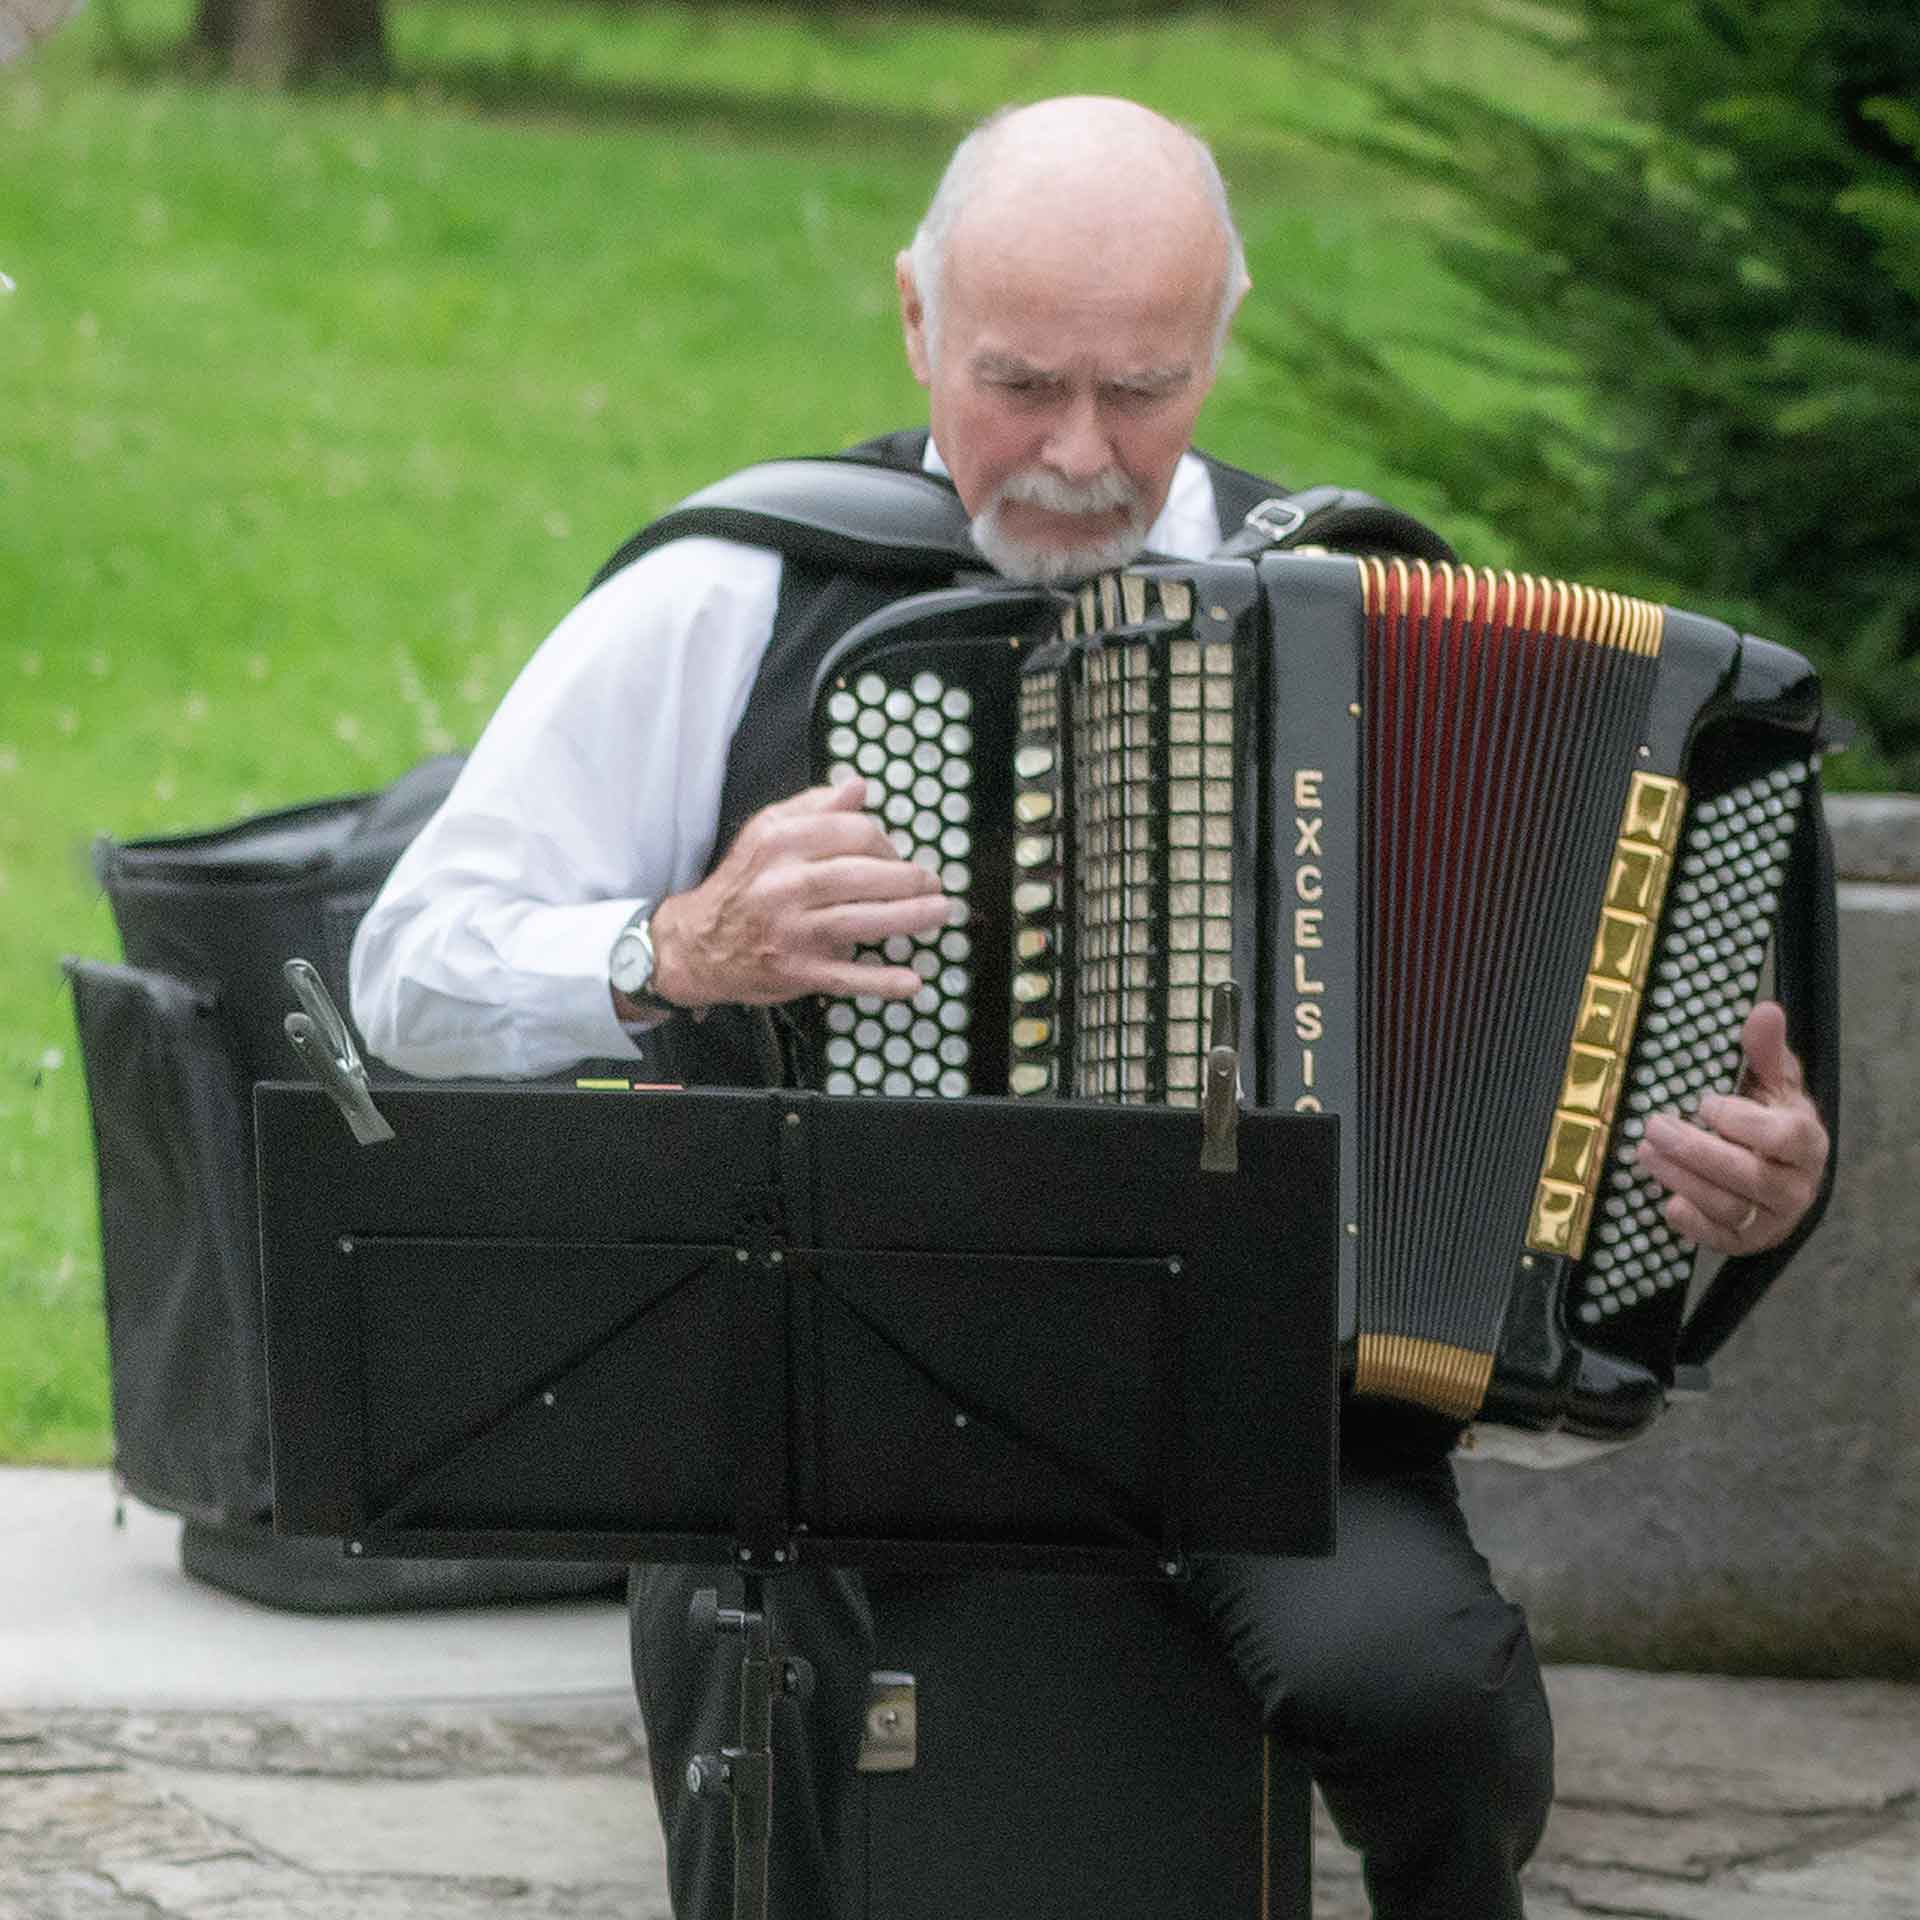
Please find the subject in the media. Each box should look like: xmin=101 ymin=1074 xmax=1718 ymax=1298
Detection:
xmin=257 ymin=1083 xmax=1339 ymax=1918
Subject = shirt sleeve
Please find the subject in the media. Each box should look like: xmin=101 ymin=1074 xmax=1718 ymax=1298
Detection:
xmin=349 ymin=537 xmax=782 ymax=1079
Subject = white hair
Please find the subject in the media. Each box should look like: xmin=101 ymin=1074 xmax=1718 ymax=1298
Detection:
xmin=906 ymin=105 xmax=1248 ymax=370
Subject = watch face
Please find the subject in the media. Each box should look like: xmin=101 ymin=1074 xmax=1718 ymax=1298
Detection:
xmin=610 ymin=927 xmax=654 ymax=996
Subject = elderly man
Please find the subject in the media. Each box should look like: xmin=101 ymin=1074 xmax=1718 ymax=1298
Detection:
xmin=353 ymin=96 xmax=1830 ymax=1920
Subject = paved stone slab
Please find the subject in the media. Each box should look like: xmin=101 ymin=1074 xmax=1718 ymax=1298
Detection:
xmin=1540 ymin=1801 xmax=1882 ymax=1880
xmin=1742 ymin=1822 xmax=1920 ymax=1908
xmin=0 ymin=1873 xmax=163 ymax=1920
xmin=6 ymin=1472 xmax=1919 ymax=1919
xmin=6 ymin=1690 xmax=1918 ymax=1920
xmin=0 ymin=1769 xmax=234 ymax=1874
xmin=149 ymin=1768 xmax=665 ymax=1884
xmin=73 ymin=1864 xmax=668 ymax=1920
xmin=1313 ymin=1807 xmax=1920 ymax=1919
xmin=0 ymin=1724 xmax=119 ymax=1777
xmin=41 ymin=1702 xmax=646 ymax=1778
xmin=1307 ymin=1666 xmax=1920 ymax=1920
xmin=1536 ymin=1829 xmax=1920 ymax=1918
xmin=0 ymin=1702 xmax=670 ymax=1920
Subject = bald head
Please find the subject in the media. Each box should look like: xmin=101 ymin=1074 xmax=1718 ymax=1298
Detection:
xmin=906 ymin=97 xmax=1248 ymax=369
xmin=894 ymin=97 xmax=1249 ymax=583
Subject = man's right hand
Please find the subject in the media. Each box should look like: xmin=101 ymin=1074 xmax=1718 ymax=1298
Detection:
xmin=646 ymin=777 xmax=952 ymax=1009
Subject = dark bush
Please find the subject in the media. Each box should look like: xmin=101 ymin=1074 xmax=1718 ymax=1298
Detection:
xmin=1252 ymin=0 xmax=1920 ymax=789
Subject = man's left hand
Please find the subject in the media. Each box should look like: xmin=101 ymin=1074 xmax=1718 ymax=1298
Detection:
xmin=1635 ymin=1000 xmax=1829 ymax=1255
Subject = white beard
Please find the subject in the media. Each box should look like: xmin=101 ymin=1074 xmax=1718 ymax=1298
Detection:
xmin=969 ymin=468 xmax=1152 ymax=586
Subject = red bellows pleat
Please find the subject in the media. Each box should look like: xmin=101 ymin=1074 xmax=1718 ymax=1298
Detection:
xmin=1360 ymin=564 xmax=1656 ymax=1362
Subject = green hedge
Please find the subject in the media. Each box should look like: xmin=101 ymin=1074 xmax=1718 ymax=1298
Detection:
xmin=1255 ymin=0 xmax=1920 ymax=789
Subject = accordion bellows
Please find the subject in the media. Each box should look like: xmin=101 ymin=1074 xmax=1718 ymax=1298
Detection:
xmin=807 ymin=551 xmax=1829 ymax=1447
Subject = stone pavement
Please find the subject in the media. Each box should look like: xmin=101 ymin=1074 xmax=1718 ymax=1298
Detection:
xmin=4 ymin=1469 xmax=1917 ymax=1919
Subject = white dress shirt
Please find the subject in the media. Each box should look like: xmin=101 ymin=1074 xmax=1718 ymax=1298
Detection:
xmin=349 ymin=443 xmax=1227 ymax=1078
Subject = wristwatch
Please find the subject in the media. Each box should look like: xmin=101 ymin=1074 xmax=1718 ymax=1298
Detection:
xmin=608 ymin=901 xmax=677 ymax=1033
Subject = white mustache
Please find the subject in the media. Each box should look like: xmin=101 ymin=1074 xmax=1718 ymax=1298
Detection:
xmin=993 ymin=467 xmax=1140 ymax=516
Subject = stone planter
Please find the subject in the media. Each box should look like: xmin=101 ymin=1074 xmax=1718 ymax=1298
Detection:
xmin=1459 ymin=794 xmax=1920 ymax=1678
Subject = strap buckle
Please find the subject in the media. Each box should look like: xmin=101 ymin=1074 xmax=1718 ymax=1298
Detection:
xmin=1242 ymin=497 xmax=1308 ymax=543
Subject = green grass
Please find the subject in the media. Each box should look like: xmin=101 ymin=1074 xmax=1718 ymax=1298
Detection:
xmin=0 ymin=0 xmax=1586 ymax=1462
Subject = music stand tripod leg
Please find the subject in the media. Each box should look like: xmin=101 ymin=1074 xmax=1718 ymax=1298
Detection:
xmin=688 ymin=1575 xmax=815 ymax=1920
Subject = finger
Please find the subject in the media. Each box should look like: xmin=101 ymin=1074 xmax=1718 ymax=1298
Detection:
xmin=1637 ymin=1112 xmax=1815 ymax=1246
xmin=822 ymin=770 xmax=873 ymax=812
xmin=801 ymin=958 xmax=928 ymax=1002
xmin=809 ymin=893 xmax=955 ymax=948
xmin=1638 ymin=1110 xmax=1762 ymax=1197
xmin=1673 ymin=1171 xmax=1766 ymax=1237
xmin=1736 ymin=1000 xmax=1805 ymax=1103
xmin=1659 ymin=1187 xmax=1773 ymax=1255
xmin=718 ymin=807 xmax=895 ymax=879
xmin=764 ymin=776 xmax=874 ymax=825
xmin=1693 ymin=1088 xmax=1827 ymax=1171
xmin=754 ymin=812 xmax=906 ymax=869
xmin=790 ymin=854 xmax=946 ymax=908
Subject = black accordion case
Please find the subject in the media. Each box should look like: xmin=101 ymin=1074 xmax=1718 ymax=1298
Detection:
xmin=797 ymin=551 xmax=1842 ymax=1461
xmin=67 ymin=755 xmax=464 ymax=1526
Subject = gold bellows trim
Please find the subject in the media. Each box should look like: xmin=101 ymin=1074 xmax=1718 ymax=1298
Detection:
xmin=1354 ymin=1334 xmax=1495 ymax=1421
xmin=1527 ymin=769 xmax=1687 ymax=1256
xmin=1355 ymin=557 xmax=1664 ymax=657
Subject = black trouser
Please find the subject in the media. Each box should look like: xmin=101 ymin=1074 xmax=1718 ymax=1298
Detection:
xmin=1184 ymin=1455 xmax=1555 ymax=1919
xmin=630 ymin=1455 xmax=1554 ymax=1920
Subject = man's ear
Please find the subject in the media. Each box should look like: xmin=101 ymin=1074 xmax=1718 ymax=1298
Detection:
xmin=896 ymin=251 xmax=933 ymax=387
xmin=1227 ymin=268 xmax=1252 ymax=333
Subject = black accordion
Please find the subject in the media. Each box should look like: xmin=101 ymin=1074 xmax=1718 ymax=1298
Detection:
xmin=803 ymin=552 xmax=1839 ymax=1453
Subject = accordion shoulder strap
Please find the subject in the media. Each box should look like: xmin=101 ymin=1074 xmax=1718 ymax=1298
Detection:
xmin=584 ymin=458 xmax=982 ymax=596
xmin=585 ymin=459 xmax=1459 ymax=597
xmin=1213 ymin=483 xmax=1459 ymax=565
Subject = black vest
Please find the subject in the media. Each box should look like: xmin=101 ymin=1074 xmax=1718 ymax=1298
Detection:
xmin=639 ymin=430 xmax=1287 ymax=1089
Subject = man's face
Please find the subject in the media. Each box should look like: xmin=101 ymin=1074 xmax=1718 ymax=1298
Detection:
xmin=898 ymin=216 xmax=1228 ymax=584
